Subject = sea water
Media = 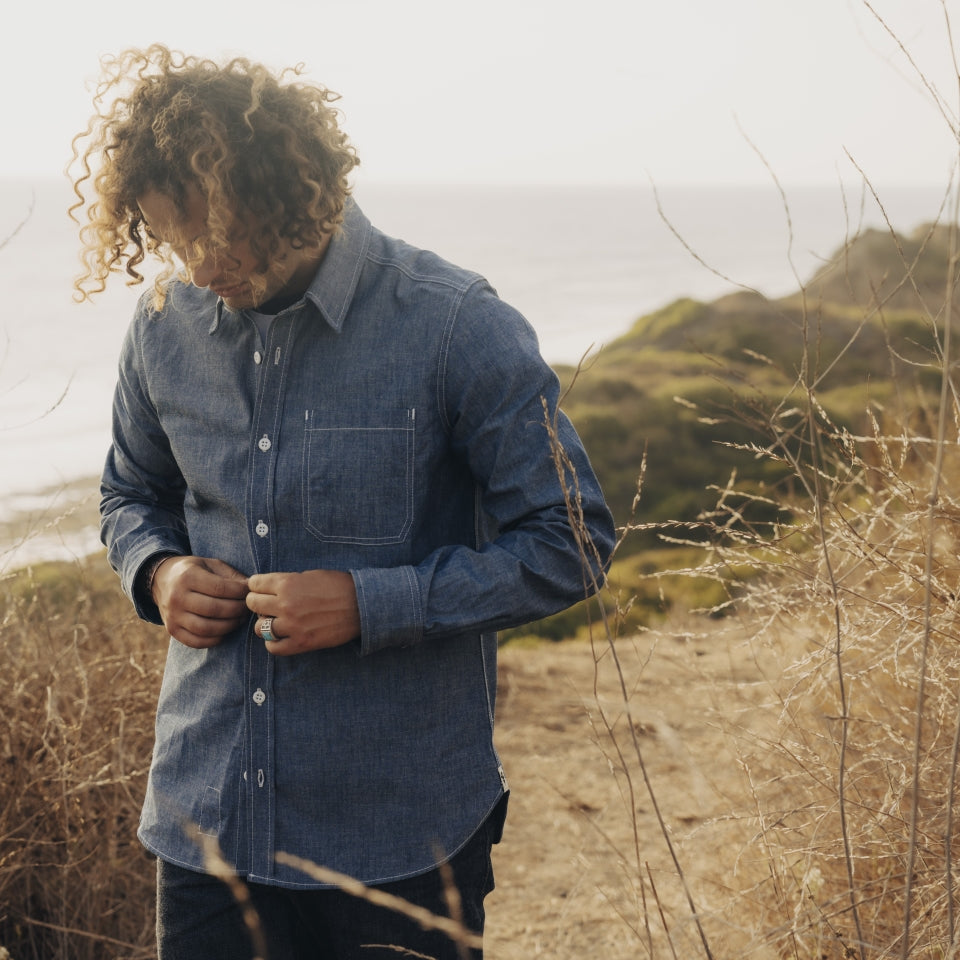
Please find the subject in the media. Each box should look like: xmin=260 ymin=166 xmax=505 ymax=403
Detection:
xmin=0 ymin=177 xmax=949 ymax=559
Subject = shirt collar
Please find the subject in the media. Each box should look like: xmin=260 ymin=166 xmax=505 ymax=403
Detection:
xmin=303 ymin=198 xmax=372 ymax=333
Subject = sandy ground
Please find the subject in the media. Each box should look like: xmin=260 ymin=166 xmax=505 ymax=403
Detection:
xmin=486 ymin=625 xmax=783 ymax=960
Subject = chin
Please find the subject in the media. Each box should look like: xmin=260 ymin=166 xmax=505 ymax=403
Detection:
xmin=219 ymin=291 xmax=257 ymax=311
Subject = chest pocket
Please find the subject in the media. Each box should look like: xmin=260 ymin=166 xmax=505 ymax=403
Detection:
xmin=302 ymin=408 xmax=415 ymax=545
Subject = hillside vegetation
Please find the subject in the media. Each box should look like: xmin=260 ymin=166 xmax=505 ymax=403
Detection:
xmin=560 ymin=222 xmax=954 ymax=547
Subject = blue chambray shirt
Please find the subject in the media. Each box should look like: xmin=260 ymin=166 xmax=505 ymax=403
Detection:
xmin=101 ymin=200 xmax=615 ymax=888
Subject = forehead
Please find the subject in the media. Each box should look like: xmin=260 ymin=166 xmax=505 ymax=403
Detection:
xmin=137 ymin=187 xmax=208 ymax=241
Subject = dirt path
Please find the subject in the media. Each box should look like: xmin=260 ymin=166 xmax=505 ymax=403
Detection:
xmin=485 ymin=627 xmax=783 ymax=959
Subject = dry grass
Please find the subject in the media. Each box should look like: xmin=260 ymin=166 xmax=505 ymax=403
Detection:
xmin=0 ymin=559 xmax=165 ymax=959
xmin=703 ymin=434 xmax=960 ymax=959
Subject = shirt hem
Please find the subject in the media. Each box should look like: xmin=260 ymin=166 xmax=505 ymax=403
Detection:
xmin=139 ymin=789 xmax=508 ymax=890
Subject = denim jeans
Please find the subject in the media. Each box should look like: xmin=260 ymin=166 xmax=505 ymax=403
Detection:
xmin=156 ymin=810 xmax=500 ymax=960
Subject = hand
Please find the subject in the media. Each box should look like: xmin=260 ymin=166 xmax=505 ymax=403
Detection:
xmin=152 ymin=556 xmax=250 ymax=649
xmin=245 ymin=569 xmax=361 ymax=656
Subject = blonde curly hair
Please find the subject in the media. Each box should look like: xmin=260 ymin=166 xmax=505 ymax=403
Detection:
xmin=70 ymin=45 xmax=359 ymax=303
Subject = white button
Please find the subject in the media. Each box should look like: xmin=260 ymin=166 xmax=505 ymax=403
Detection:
xmin=254 ymin=351 xmax=263 ymax=364
xmin=253 ymin=688 xmax=266 ymax=705
xmin=256 ymin=521 xmax=269 ymax=537
xmin=258 ymin=435 xmax=272 ymax=452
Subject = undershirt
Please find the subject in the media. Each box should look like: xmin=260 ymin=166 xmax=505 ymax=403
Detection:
xmin=249 ymin=308 xmax=275 ymax=345
xmin=248 ymin=290 xmax=303 ymax=343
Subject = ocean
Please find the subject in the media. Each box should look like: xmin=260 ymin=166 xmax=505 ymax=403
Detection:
xmin=0 ymin=177 xmax=949 ymax=563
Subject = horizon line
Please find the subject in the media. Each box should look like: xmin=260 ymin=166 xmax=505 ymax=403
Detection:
xmin=0 ymin=174 xmax=951 ymax=192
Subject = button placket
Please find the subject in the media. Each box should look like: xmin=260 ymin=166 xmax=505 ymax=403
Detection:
xmin=247 ymin=321 xmax=291 ymax=877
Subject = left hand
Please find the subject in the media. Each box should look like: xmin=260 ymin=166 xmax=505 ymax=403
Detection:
xmin=246 ymin=569 xmax=361 ymax=656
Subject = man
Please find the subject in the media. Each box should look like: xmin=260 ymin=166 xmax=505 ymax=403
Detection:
xmin=73 ymin=45 xmax=615 ymax=960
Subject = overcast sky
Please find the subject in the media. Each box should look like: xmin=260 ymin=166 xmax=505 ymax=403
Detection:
xmin=4 ymin=0 xmax=958 ymax=188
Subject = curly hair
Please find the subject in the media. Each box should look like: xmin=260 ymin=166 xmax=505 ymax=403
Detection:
xmin=70 ymin=45 xmax=359 ymax=303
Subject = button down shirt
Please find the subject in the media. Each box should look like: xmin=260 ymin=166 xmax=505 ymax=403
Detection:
xmin=101 ymin=200 xmax=615 ymax=887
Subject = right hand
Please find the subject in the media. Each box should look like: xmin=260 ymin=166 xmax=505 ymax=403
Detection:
xmin=152 ymin=556 xmax=250 ymax=648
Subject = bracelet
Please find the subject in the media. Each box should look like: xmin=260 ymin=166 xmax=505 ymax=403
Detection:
xmin=143 ymin=553 xmax=178 ymax=601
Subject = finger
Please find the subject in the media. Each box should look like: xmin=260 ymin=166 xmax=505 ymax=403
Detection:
xmin=203 ymin=558 xmax=250 ymax=582
xmin=185 ymin=591 xmax=250 ymax=621
xmin=246 ymin=587 xmax=282 ymax=616
xmin=169 ymin=617 xmax=236 ymax=648
xmin=172 ymin=630 xmax=224 ymax=650
xmin=194 ymin=570 xmax=250 ymax=601
xmin=262 ymin=634 xmax=303 ymax=657
xmin=201 ymin=562 xmax=250 ymax=598
xmin=179 ymin=610 xmax=248 ymax=639
xmin=246 ymin=572 xmax=282 ymax=596
xmin=256 ymin=617 xmax=279 ymax=642
xmin=180 ymin=592 xmax=249 ymax=620
xmin=264 ymin=639 xmax=294 ymax=657
xmin=174 ymin=560 xmax=245 ymax=595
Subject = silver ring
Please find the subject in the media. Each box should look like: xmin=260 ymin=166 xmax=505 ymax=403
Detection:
xmin=260 ymin=617 xmax=275 ymax=642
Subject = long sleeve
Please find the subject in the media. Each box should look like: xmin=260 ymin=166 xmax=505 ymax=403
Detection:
xmin=353 ymin=282 xmax=614 ymax=654
xmin=100 ymin=298 xmax=191 ymax=623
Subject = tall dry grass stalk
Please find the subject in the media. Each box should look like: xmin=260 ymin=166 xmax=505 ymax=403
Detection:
xmin=0 ymin=560 xmax=165 ymax=959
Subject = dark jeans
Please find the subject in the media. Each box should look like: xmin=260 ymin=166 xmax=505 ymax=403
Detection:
xmin=156 ymin=814 xmax=499 ymax=960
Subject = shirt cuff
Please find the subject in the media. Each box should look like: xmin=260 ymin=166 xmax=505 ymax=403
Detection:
xmin=130 ymin=551 xmax=181 ymax=624
xmin=351 ymin=565 xmax=424 ymax=655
